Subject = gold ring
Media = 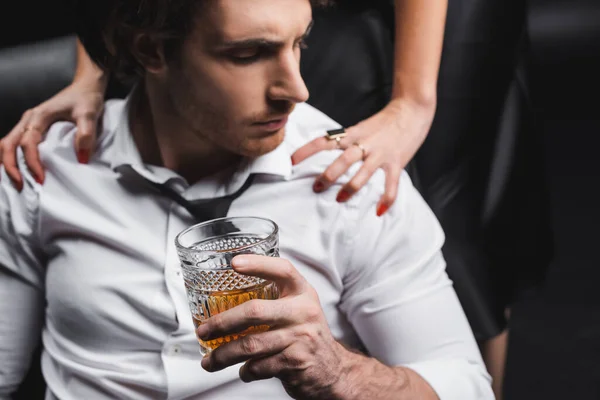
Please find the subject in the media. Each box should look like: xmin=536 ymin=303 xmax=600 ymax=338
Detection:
xmin=353 ymin=142 xmax=367 ymax=161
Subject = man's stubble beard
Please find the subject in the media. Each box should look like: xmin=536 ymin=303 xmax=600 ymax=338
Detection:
xmin=167 ymin=74 xmax=239 ymax=151
xmin=166 ymin=67 xmax=295 ymax=158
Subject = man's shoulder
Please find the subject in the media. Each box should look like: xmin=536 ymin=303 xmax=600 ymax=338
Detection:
xmin=40 ymin=99 xmax=126 ymax=158
xmin=285 ymin=103 xmax=342 ymax=148
xmin=284 ymin=102 xmax=385 ymax=191
xmin=284 ymin=102 xmax=347 ymax=172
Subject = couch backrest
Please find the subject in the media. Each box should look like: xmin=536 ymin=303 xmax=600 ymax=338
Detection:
xmin=0 ymin=35 xmax=76 ymax=138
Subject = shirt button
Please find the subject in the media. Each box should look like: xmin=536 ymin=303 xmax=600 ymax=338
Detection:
xmin=176 ymin=270 xmax=181 ymax=277
xmin=172 ymin=345 xmax=182 ymax=355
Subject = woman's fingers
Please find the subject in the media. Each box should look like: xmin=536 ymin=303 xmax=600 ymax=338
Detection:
xmin=73 ymin=93 xmax=104 ymax=164
xmin=74 ymin=113 xmax=100 ymax=164
xmin=336 ymin=156 xmax=381 ymax=203
xmin=0 ymin=85 xmax=106 ymax=188
xmin=18 ymin=103 xmax=68 ymax=184
xmin=291 ymin=134 xmax=341 ymax=166
xmin=0 ymin=110 xmax=33 ymax=189
xmin=1 ymin=92 xmax=74 ymax=187
xmin=313 ymin=145 xmax=364 ymax=195
xmin=292 ymin=101 xmax=435 ymax=214
xmin=20 ymin=128 xmax=45 ymax=185
xmin=377 ymin=165 xmax=402 ymax=217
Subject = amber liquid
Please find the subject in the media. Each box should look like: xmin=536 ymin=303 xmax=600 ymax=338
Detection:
xmin=189 ymin=281 xmax=279 ymax=354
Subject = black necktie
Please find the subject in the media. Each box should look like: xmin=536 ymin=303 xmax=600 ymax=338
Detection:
xmin=118 ymin=166 xmax=256 ymax=223
xmin=147 ymin=175 xmax=256 ymax=222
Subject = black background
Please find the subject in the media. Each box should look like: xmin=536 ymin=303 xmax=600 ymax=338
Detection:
xmin=504 ymin=0 xmax=600 ymax=398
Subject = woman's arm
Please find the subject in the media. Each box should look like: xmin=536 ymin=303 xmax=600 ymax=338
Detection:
xmin=0 ymin=37 xmax=107 ymax=189
xmin=292 ymin=0 xmax=448 ymax=215
xmin=73 ymin=37 xmax=108 ymax=89
xmin=391 ymin=0 xmax=447 ymax=106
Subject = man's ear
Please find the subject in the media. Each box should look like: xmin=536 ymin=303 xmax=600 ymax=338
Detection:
xmin=131 ymin=33 xmax=167 ymax=74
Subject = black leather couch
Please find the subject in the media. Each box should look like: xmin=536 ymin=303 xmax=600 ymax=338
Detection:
xmin=0 ymin=35 xmax=77 ymax=138
xmin=503 ymin=0 xmax=600 ymax=398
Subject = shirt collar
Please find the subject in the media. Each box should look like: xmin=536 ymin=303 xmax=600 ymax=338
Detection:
xmin=108 ymin=90 xmax=293 ymax=186
xmin=238 ymin=125 xmax=295 ymax=181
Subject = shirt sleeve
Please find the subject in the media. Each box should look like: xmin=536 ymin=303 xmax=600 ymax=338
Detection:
xmin=338 ymin=171 xmax=494 ymax=400
xmin=0 ymin=167 xmax=46 ymax=397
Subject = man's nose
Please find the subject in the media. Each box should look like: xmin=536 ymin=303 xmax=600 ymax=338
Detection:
xmin=267 ymin=51 xmax=310 ymax=104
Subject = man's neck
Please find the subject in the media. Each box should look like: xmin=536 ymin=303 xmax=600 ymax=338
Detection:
xmin=128 ymin=82 xmax=241 ymax=185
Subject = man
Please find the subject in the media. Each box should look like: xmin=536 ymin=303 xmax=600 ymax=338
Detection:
xmin=0 ymin=0 xmax=493 ymax=399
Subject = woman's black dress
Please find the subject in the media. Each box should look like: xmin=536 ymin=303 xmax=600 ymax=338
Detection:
xmin=301 ymin=0 xmax=553 ymax=342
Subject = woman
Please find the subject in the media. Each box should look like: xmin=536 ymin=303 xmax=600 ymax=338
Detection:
xmin=1 ymin=1 xmax=445 ymax=214
xmin=1 ymin=0 xmax=509 ymax=397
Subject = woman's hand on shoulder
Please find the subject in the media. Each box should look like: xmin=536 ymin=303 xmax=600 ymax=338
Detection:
xmin=292 ymin=98 xmax=435 ymax=216
xmin=0 ymin=81 xmax=105 ymax=191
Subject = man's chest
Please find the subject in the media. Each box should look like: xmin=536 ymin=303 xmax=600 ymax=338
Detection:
xmin=38 ymin=177 xmax=357 ymax=349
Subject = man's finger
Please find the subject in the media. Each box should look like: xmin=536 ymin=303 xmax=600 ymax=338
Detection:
xmin=232 ymin=255 xmax=306 ymax=295
xmin=239 ymin=352 xmax=296 ymax=383
xmin=291 ymin=135 xmax=335 ymax=166
xmin=202 ymin=329 xmax=291 ymax=373
xmin=196 ymin=298 xmax=294 ymax=342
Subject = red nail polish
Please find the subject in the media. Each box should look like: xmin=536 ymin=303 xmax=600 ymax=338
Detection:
xmin=77 ymin=149 xmax=90 ymax=164
xmin=313 ymin=181 xmax=324 ymax=193
xmin=14 ymin=180 xmax=23 ymax=192
xmin=34 ymin=176 xmax=44 ymax=185
xmin=336 ymin=190 xmax=351 ymax=203
xmin=376 ymin=203 xmax=389 ymax=217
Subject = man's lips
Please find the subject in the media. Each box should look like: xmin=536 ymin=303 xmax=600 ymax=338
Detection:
xmin=253 ymin=116 xmax=289 ymax=131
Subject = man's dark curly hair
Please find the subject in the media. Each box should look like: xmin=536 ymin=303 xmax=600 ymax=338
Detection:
xmin=69 ymin=0 xmax=335 ymax=84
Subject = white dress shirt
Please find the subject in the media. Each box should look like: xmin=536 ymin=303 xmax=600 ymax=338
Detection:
xmin=0 ymin=97 xmax=493 ymax=400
